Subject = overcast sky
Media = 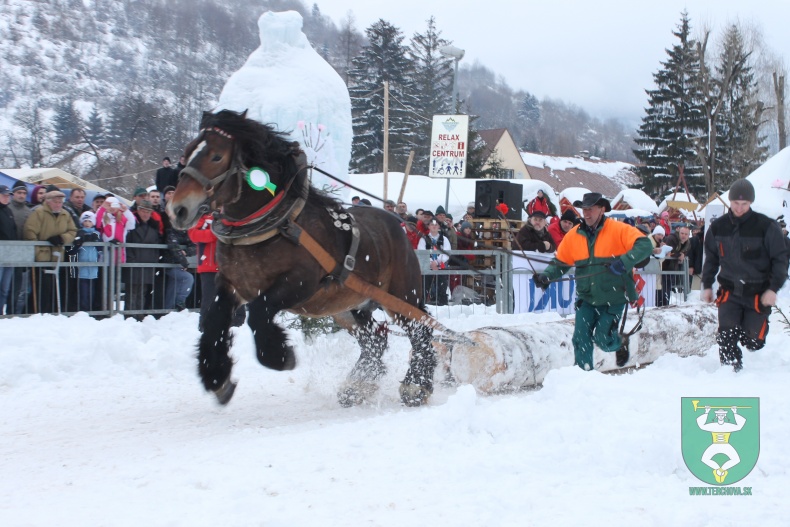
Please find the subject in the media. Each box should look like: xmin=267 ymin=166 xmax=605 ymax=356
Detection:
xmin=312 ymin=0 xmax=790 ymax=125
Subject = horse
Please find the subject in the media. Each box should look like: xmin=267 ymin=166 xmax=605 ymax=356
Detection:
xmin=168 ymin=109 xmax=437 ymax=407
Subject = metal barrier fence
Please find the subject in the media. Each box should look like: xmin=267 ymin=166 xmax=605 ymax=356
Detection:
xmin=1 ymin=242 xmax=690 ymax=319
xmin=0 ymin=241 xmax=198 ymax=319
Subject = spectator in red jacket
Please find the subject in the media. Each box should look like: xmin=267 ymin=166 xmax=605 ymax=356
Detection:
xmin=547 ymin=209 xmax=580 ymax=247
xmin=188 ymin=213 xmax=244 ymax=330
xmin=402 ymin=215 xmax=422 ymax=249
xmin=416 ymin=210 xmax=433 ymax=235
xmin=526 ymin=189 xmax=551 ymax=217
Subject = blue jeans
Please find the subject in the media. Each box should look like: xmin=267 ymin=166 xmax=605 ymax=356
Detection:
xmin=0 ymin=266 xmax=13 ymax=315
xmin=164 ymin=268 xmax=194 ymax=309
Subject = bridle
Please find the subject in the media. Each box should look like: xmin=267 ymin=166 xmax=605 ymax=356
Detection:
xmin=178 ymin=126 xmax=248 ymax=206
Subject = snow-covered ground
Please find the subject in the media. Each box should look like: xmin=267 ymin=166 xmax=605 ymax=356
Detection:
xmin=2 ymin=289 xmax=790 ymax=526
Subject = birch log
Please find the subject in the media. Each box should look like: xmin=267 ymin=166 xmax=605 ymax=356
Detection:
xmin=434 ymin=304 xmax=718 ymax=393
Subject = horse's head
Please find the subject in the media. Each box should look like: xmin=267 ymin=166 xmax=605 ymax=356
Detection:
xmin=168 ymin=109 xmax=305 ymax=230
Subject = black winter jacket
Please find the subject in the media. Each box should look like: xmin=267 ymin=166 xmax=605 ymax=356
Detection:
xmin=0 ymin=203 xmax=16 ymax=240
xmin=702 ymin=209 xmax=789 ymax=296
xmin=124 ymin=218 xmax=163 ymax=285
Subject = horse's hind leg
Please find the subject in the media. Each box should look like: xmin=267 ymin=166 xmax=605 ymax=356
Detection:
xmin=246 ymin=295 xmax=297 ymax=371
xmin=336 ymin=309 xmax=388 ymax=407
xmin=399 ymin=318 xmax=437 ymax=407
xmin=198 ymin=278 xmax=239 ymax=405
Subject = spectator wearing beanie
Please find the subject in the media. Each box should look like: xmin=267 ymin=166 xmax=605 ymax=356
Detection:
xmin=548 ymin=209 xmax=579 ymax=247
xmin=515 ymin=210 xmax=556 ymax=253
xmin=402 ymin=215 xmax=422 ymax=249
xmin=702 ymin=178 xmax=789 ymax=372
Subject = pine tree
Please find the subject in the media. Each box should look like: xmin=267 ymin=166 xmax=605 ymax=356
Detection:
xmin=713 ymin=25 xmax=768 ymax=188
xmin=348 ymin=19 xmax=419 ymax=173
xmin=518 ymin=92 xmax=541 ymax=151
xmin=52 ymin=97 xmax=83 ymax=148
xmin=408 ymin=17 xmax=454 ymax=175
xmin=85 ymin=105 xmax=105 ymax=148
xmin=634 ymin=12 xmax=706 ymax=200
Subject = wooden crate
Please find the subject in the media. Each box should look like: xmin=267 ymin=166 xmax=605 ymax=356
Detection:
xmin=472 ymin=218 xmax=523 ymax=251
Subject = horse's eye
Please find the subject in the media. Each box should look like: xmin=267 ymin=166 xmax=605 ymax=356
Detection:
xmin=212 ymin=154 xmax=222 ymax=162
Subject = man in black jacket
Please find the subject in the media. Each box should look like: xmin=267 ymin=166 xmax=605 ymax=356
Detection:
xmin=702 ymin=179 xmax=789 ymax=372
xmin=0 ymin=185 xmax=17 ymax=314
xmin=124 ymin=201 xmax=163 ymax=320
xmin=155 ymin=157 xmax=178 ymax=193
xmin=687 ymin=223 xmax=704 ymax=291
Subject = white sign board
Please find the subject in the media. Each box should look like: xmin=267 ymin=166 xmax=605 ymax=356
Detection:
xmin=429 ymin=115 xmax=468 ymax=178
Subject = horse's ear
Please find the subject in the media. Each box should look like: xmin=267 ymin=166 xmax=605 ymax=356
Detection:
xmin=240 ymin=109 xmax=248 ymax=119
xmin=290 ymin=142 xmax=307 ymax=167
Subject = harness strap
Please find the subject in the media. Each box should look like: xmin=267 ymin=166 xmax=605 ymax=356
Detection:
xmin=340 ymin=220 xmax=361 ymax=283
xmin=285 ymin=220 xmax=474 ymax=344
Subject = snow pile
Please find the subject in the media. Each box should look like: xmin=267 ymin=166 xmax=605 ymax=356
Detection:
xmin=216 ymin=11 xmax=353 ymax=194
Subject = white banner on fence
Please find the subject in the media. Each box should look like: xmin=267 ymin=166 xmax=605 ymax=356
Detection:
xmin=513 ymin=254 xmax=656 ymax=314
xmin=428 ymin=115 xmax=468 ymax=178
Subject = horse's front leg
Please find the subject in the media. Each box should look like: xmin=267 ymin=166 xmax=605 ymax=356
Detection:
xmin=246 ymin=294 xmax=297 ymax=371
xmin=399 ymin=319 xmax=437 ymax=407
xmin=198 ymin=277 xmax=239 ymax=405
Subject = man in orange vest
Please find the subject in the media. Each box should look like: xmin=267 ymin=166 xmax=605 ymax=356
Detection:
xmin=534 ymin=193 xmax=652 ymax=370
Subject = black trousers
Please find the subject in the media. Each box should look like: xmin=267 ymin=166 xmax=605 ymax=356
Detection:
xmin=715 ymin=289 xmax=769 ymax=366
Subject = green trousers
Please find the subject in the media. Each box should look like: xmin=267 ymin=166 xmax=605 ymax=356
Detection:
xmin=572 ymin=300 xmax=626 ymax=370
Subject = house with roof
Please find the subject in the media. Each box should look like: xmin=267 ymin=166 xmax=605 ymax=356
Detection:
xmin=477 ymin=129 xmax=530 ymax=179
xmin=520 ymin=151 xmax=638 ymax=198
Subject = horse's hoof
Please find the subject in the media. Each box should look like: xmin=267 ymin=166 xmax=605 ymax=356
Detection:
xmin=283 ymin=347 xmax=297 ymax=371
xmin=399 ymin=382 xmax=431 ymax=407
xmin=214 ymin=378 xmax=237 ymax=405
xmin=337 ymin=380 xmax=379 ymax=407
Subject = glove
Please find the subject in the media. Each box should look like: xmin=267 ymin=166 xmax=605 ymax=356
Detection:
xmin=179 ymin=257 xmax=190 ymax=269
xmin=608 ymin=259 xmax=626 ymax=276
xmin=47 ymin=235 xmax=64 ymax=246
xmin=534 ymin=274 xmax=551 ymax=291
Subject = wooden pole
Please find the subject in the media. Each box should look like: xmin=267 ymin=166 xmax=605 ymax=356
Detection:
xmin=383 ymin=81 xmax=389 ymax=201
xmin=398 ymin=150 xmax=415 ymax=205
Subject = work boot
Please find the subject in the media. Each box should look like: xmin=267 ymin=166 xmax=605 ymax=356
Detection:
xmin=615 ymin=335 xmax=630 ymax=368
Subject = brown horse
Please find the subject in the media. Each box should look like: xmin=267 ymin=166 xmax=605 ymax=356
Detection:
xmin=168 ymin=110 xmax=436 ymax=407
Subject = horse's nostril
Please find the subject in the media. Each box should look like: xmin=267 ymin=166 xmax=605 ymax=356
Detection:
xmin=174 ymin=206 xmax=187 ymax=221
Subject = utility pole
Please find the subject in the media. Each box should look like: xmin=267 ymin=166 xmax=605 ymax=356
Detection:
xmin=439 ymin=45 xmax=464 ymax=212
xmin=383 ymin=80 xmax=389 ymax=201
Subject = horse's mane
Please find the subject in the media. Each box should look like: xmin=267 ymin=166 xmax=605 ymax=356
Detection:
xmin=201 ymin=110 xmax=342 ymax=210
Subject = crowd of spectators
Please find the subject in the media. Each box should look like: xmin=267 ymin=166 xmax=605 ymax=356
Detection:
xmin=0 ymin=172 xmax=197 ymax=317
xmin=4 ymin=179 xmax=789 ymax=317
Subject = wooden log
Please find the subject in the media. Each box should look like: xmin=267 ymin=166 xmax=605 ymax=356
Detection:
xmin=434 ymin=304 xmax=718 ymax=393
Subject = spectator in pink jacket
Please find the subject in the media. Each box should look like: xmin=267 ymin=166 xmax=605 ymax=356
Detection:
xmin=96 ymin=196 xmax=136 ymax=261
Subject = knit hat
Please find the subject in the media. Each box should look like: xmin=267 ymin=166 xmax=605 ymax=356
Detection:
xmin=79 ymin=211 xmax=96 ymax=224
xmin=652 ymin=225 xmax=665 ymax=236
xmin=435 ymin=205 xmax=447 ymax=216
xmin=162 ymin=185 xmax=176 ymax=194
xmin=729 ymin=178 xmax=755 ymax=202
xmin=530 ymin=210 xmax=547 ymax=219
xmin=134 ymin=187 xmax=149 ymax=197
xmin=460 ymin=221 xmax=472 ymax=231
xmin=11 ymin=180 xmax=26 ymax=192
xmin=467 ymin=201 xmax=476 ymax=210
xmin=636 ymin=224 xmax=650 ymax=235
xmin=560 ymin=209 xmax=579 ymax=224
xmin=105 ymin=196 xmax=121 ymax=208
xmin=661 ymin=211 xmax=669 ymax=219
